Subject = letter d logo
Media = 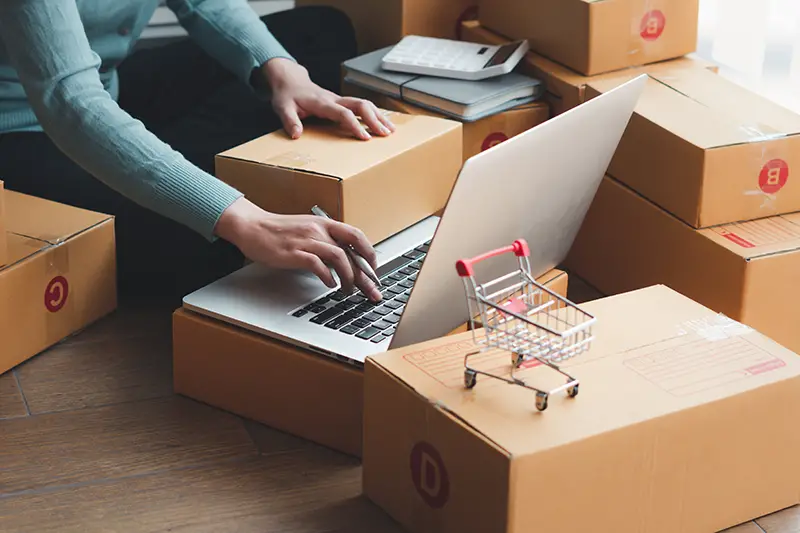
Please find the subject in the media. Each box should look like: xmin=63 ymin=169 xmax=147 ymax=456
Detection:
xmin=410 ymin=442 xmax=450 ymax=508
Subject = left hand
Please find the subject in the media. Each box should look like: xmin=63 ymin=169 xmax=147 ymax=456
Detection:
xmin=262 ymin=58 xmax=396 ymax=141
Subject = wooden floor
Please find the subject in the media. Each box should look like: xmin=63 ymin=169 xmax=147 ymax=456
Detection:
xmin=0 ymin=277 xmax=797 ymax=532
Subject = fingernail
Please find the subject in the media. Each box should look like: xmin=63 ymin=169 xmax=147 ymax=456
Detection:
xmin=360 ymin=127 xmax=371 ymax=139
xmin=379 ymin=125 xmax=390 ymax=135
xmin=291 ymin=125 xmax=301 ymax=139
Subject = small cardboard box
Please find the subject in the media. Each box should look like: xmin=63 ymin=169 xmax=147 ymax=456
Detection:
xmin=460 ymin=20 xmax=718 ymax=116
xmin=363 ymin=285 xmax=800 ymax=533
xmin=173 ymin=269 xmax=568 ymax=457
xmin=296 ymin=0 xmax=479 ymax=53
xmin=478 ymin=0 xmax=699 ymax=76
xmin=586 ymin=68 xmax=800 ymax=228
xmin=566 ymin=175 xmax=800 ymax=354
xmin=0 ymin=181 xmax=7 ymax=268
xmin=341 ymin=83 xmax=550 ymax=163
xmin=214 ymin=116 xmax=463 ymax=245
xmin=0 ymin=191 xmax=117 ymax=375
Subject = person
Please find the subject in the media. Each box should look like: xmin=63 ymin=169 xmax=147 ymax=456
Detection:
xmin=0 ymin=1 xmax=394 ymax=303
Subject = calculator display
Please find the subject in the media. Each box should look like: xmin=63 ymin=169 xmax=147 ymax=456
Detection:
xmin=484 ymin=42 xmax=523 ymax=68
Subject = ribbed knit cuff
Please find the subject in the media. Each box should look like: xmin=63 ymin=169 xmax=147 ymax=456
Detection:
xmin=236 ymin=22 xmax=296 ymax=84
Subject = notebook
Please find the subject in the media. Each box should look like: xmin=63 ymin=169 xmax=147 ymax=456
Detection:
xmin=342 ymin=47 xmax=544 ymax=122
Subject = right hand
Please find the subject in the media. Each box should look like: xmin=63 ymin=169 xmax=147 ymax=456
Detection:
xmin=215 ymin=197 xmax=382 ymax=302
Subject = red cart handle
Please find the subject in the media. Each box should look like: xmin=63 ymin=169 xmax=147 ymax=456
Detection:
xmin=456 ymin=239 xmax=530 ymax=277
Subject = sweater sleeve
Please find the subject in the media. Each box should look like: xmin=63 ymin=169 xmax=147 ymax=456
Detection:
xmin=0 ymin=0 xmax=244 ymax=241
xmin=166 ymin=0 xmax=295 ymax=84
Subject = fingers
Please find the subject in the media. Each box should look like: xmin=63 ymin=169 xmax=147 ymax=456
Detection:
xmin=353 ymin=265 xmax=382 ymax=303
xmin=310 ymin=98 xmax=370 ymax=140
xmin=274 ymin=99 xmax=303 ymax=139
xmin=296 ymin=251 xmax=336 ymax=288
xmin=306 ymin=239 xmax=357 ymax=294
xmin=327 ymin=221 xmax=378 ymax=268
xmin=339 ymin=98 xmax=395 ymax=137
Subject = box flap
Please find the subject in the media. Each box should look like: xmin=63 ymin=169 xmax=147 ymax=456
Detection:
xmin=700 ymin=214 xmax=800 ymax=259
xmin=370 ymin=285 xmax=800 ymax=457
xmin=0 ymin=233 xmax=49 ymax=270
xmin=4 ymin=191 xmax=112 ymax=244
xmin=589 ymin=68 xmax=800 ymax=149
xmin=216 ymin=113 xmax=461 ymax=179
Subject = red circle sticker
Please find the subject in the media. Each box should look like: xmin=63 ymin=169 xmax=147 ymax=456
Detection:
xmin=455 ymin=5 xmax=479 ymax=40
xmin=409 ymin=442 xmax=449 ymax=509
xmin=482 ymin=132 xmax=509 ymax=152
xmin=44 ymin=276 xmax=69 ymax=313
xmin=759 ymin=159 xmax=789 ymax=194
xmin=640 ymin=10 xmax=666 ymax=41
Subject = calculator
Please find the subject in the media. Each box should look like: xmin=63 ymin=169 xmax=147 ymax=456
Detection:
xmin=381 ymin=35 xmax=529 ymax=81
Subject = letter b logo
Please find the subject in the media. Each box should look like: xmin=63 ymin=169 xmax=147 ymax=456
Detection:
xmin=759 ymin=159 xmax=789 ymax=194
xmin=409 ymin=442 xmax=450 ymax=508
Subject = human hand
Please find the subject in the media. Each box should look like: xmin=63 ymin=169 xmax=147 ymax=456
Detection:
xmin=215 ymin=197 xmax=382 ymax=302
xmin=262 ymin=58 xmax=396 ymax=141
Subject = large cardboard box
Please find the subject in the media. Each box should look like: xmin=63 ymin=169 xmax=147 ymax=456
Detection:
xmin=214 ymin=115 xmax=462 ymax=245
xmin=479 ymin=0 xmax=699 ymax=76
xmin=0 ymin=181 xmax=6 ymax=268
xmin=586 ymin=68 xmax=800 ymax=228
xmin=566 ymin=175 xmax=800 ymax=354
xmin=342 ymin=83 xmax=549 ymax=163
xmin=460 ymin=21 xmax=718 ymax=116
xmin=173 ymin=269 xmax=568 ymax=457
xmin=296 ymin=0 xmax=479 ymax=53
xmin=363 ymin=285 xmax=800 ymax=533
xmin=0 ymin=191 xmax=117 ymax=375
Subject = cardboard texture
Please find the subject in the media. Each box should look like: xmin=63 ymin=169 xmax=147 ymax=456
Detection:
xmin=342 ymin=83 xmax=550 ymax=162
xmin=0 ymin=181 xmax=6 ymax=268
xmin=478 ymin=0 xmax=699 ymax=76
xmin=363 ymin=285 xmax=800 ymax=533
xmin=586 ymin=68 xmax=800 ymax=228
xmin=296 ymin=0 xmax=479 ymax=53
xmin=460 ymin=20 xmax=717 ymax=116
xmin=566 ymin=176 xmax=800 ymax=354
xmin=0 ymin=191 xmax=117 ymax=375
xmin=172 ymin=269 xmax=568 ymax=457
xmin=214 ymin=115 xmax=463 ymax=245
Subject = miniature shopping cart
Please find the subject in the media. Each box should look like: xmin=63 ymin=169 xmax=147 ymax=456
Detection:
xmin=455 ymin=239 xmax=596 ymax=411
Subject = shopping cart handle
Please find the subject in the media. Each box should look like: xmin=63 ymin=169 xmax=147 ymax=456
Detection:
xmin=456 ymin=239 xmax=530 ymax=277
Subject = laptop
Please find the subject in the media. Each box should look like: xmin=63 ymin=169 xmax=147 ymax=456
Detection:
xmin=182 ymin=74 xmax=647 ymax=366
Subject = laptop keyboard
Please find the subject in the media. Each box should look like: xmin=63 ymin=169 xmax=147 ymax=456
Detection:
xmin=290 ymin=241 xmax=430 ymax=342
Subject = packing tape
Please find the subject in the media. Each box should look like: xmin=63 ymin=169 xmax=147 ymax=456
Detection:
xmin=262 ymin=150 xmax=316 ymax=169
xmin=676 ymin=315 xmax=753 ymax=342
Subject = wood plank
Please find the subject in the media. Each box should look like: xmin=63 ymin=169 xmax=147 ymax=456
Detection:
xmin=15 ymin=331 xmax=173 ymax=415
xmin=61 ymin=300 xmax=174 ymax=347
xmin=0 ymin=396 xmax=256 ymax=496
xmin=0 ymin=452 xmax=403 ymax=533
xmin=244 ymin=419 xmax=322 ymax=455
xmin=757 ymin=505 xmax=800 ymax=532
xmin=0 ymin=371 xmax=28 ymax=419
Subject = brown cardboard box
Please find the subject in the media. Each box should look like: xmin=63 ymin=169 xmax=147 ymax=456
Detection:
xmin=585 ymin=68 xmax=800 ymax=228
xmin=214 ymin=115 xmax=462 ymax=245
xmin=0 ymin=181 xmax=6 ymax=268
xmin=0 ymin=191 xmax=117 ymax=375
xmin=479 ymin=0 xmax=699 ymax=76
xmin=173 ymin=269 xmax=568 ymax=457
xmin=566 ymin=175 xmax=800 ymax=354
xmin=461 ymin=20 xmax=718 ymax=116
xmin=296 ymin=0 xmax=479 ymax=53
xmin=341 ymin=83 xmax=549 ymax=162
xmin=363 ymin=285 xmax=800 ymax=533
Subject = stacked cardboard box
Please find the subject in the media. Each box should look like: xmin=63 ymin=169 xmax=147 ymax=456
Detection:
xmin=565 ymin=62 xmax=800 ymax=353
xmin=0 ymin=181 xmax=6 ymax=268
xmin=0 ymin=191 xmax=117 ymax=375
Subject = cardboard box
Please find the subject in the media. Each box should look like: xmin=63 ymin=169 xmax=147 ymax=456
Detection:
xmin=341 ymin=83 xmax=550 ymax=163
xmin=586 ymin=68 xmax=800 ymax=228
xmin=0 ymin=181 xmax=6 ymax=268
xmin=566 ymin=175 xmax=800 ymax=354
xmin=214 ymin=115 xmax=463 ymax=245
xmin=363 ymin=285 xmax=800 ymax=533
xmin=173 ymin=269 xmax=568 ymax=457
xmin=0 ymin=191 xmax=117 ymax=375
xmin=460 ymin=21 xmax=717 ymax=116
xmin=479 ymin=0 xmax=699 ymax=76
xmin=296 ymin=0 xmax=479 ymax=53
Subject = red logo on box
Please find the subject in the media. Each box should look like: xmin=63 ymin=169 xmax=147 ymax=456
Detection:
xmin=44 ymin=275 xmax=69 ymax=313
xmin=455 ymin=5 xmax=479 ymax=40
xmin=759 ymin=159 xmax=789 ymax=194
xmin=640 ymin=10 xmax=666 ymax=41
xmin=482 ymin=132 xmax=509 ymax=152
xmin=410 ymin=442 xmax=450 ymax=508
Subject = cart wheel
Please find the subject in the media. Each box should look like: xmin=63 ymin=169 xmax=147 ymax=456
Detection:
xmin=464 ymin=369 xmax=477 ymax=389
xmin=512 ymin=353 xmax=524 ymax=367
xmin=535 ymin=392 xmax=548 ymax=411
xmin=567 ymin=384 xmax=579 ymax=398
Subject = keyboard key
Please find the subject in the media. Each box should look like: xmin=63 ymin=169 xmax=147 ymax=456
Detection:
xmin=387 ymin=285 xmax=405 ymax=295
xmin=347 ymin=294 xmax=367 ymax=304
xmin=373 ymin=306 xmax=392 ymax=316
xmin=371 ymin=335 xmax=388 ymax=344
xmin=409 ymin=261 xmax=423 ymax=270
xmin=357 ymin=327 xmax=381 ymax=340
xmin=380 ymin=289 xmax=395 ymax=300
xmin=373 ymin=321 xmax=392 ymax=330
xmin=292 ymin=310 xmax=307 ymax=318
xmin=396 ymin=294 xmax=410 ymax=304
xmin=314 ymin=296 xmax=330 ymax=306
xmin=380 ymin=277 xmax=397 ymax=287
xmin=375 ymin=254 xmax=414 ymax=278
xmin=310 ymin=307 xmax=343 ymax=324
xmin=416 ymin=244 xmax=429 ymax=253
xmin=335 ymin=301 xmax=357 ymax=311
xmin=409 ymin=273 xmax=418 ymax=281
xmin=385 ymin=301 xmax=403 ymax=310
xmin=341 ymin=325 xmax=361 ymax=335
xmin=364 ymin=312 xmax=382 ymax=322
xmin=386 ymin=327 xmax=396 ymax=336
xmin=352 ymin=318 xmax=372 ymax=329
xmin=384 ymin=314 xmax=400 ymax=324
xmin=389 ymin=273 xmax=405 ymax=282
xmin=399 ymin=267 xmax=415 ymax=276
xmin=399 ymin=280 xmax=414 ymax=289
xmin=330 ymin=291 xmax=346 ymax=301
xmin=325 ymin=315 xmax=354 ymax=329
xmin=310 ymin=306 xmax=326 ymax=313
xmin=356 ymin=303 xmax=375 ymax=313
xmin=404 ymin=250 xmax=424 ymax=260
xmin=392 ymin=306 xmax=405 ymax=316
